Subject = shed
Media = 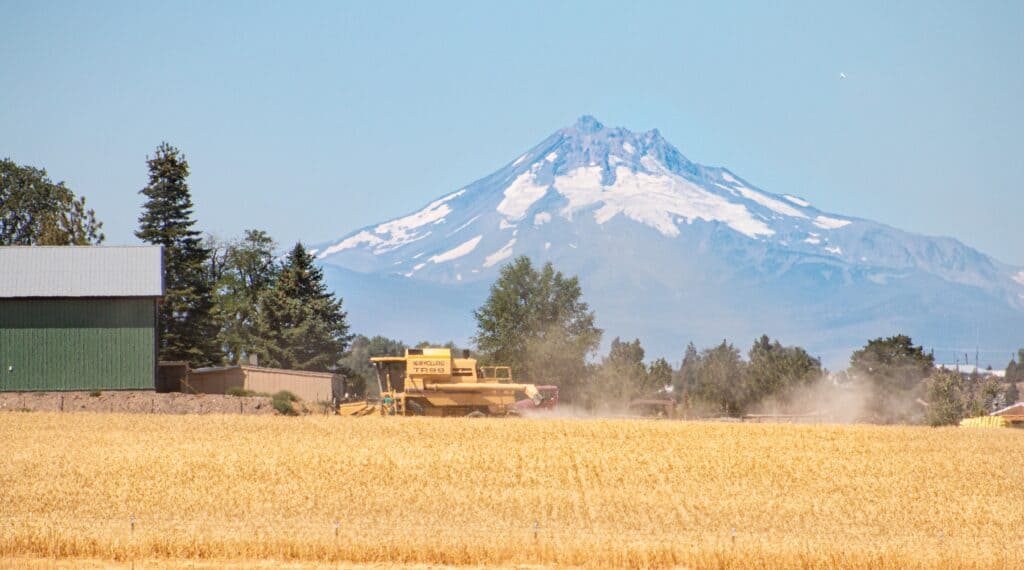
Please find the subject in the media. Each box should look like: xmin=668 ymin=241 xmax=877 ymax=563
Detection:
xmin=186 ymin=365 xmax=344 ymax=403
xmin=992 ymin=402 xmax=1024 ymax=426
xmin=0 ymin=246 xmax=163 ymax=391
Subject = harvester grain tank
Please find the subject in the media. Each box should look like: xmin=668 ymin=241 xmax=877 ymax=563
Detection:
xmin=337 ymin=347 xmax=557 ymax=417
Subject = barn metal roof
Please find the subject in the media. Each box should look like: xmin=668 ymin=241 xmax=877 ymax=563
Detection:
xmin=0 ymin=246 xmax=163 ymax=298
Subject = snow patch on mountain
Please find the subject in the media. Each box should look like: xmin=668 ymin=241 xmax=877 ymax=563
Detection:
xmin=319 ymin=230 xmax=385 ymax=257
xmin=448 ymin=215 xmax=479 ymax=236
xmin=554 ymin=165 xmax=773 ymax=238
xmin=375 ymin=190 xmax=463 ymax=237
xmin=1014 ymin=271 xmax=1024 ymax=286
xmin=545 ymin=152 xmax=558 ymax=162
xmin=484 ymin=238 xmax=516 ymax=268
xmin=534 ymin=212 xmax=551 ymax=226
xmin=497 ymin=171 xmax=549 ymax=220
xmin=730 ymin=184 xmax=808 ymax=218
xmin=813 ymin=215 xmax=852 ymax=230
xmin=622 ymin=142 xmax=635 ymax=154
xmin=429 ymin=235 xmax=482 ymax=264
xmin=784 ymin=195 xmax=811 ymax=207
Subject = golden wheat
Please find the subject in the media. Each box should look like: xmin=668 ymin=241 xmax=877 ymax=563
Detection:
xmin=0 ymin=413 xmax=1022 ymax=568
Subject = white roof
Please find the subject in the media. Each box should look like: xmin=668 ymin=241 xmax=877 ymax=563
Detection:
xmin=0 ymin=246 xmax=163 ymax=298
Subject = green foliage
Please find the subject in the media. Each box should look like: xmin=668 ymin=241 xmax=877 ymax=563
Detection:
xmin=226 ymin=387 xmax=258 ymax=397
xmin=209 ymin=229 xmax=279 ymax=364
xmin=587 ymin=338 xmax=650 ymax=408
xmin=271 ymin=396 xmax=296 ymax=415
xmin=273 ymin=390 xmax=299 ymax=402
xmin=850 ymin=335 xmax=934 ymax=423
xmin=1006 ymin=379 xmax=1020 ymax=405
xmin=136 ymin=143 xmax=221 ymax=367
xmin=690 ymin=340 xmax=747 ymax=416
xmin=647 ymin=358 xmax=673 ymax=392
xmin=676 ymin=342 xmax=700 ymax=402
xmin=745 ymin=335 xmax=822 ymax=407
xmin=924 ymin=369 xmax=964 ymax=426
xmin=0 ymin=158 xmax=104 ymax=245
xmin=256 ymin=243 xmax=351 ymax=372
xmin=88 ymin=390 xmax=101 ymax=398
xmin=338 ymin=335 xmax=407 ymax=398
xmin=473 ymin=256 xmax=601 ymax=402
xmin=1005 ymin=350 xmax=1024 ymax=383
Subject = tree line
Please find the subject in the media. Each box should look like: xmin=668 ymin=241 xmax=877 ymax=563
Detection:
xmin=2 ymin=146 xmax=352 ymax=374
xmin=2 ymin=150 xmax=1021 ymax=423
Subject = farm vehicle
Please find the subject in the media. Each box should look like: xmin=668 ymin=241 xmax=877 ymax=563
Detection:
xmin=337 ymin=347 xmax=558 ymax=417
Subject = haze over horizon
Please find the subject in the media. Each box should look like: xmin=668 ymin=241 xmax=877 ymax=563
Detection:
xmin=2 ymin=1 xmax=1023 ymax=267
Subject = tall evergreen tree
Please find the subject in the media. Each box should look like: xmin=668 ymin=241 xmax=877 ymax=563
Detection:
xmin=136 ymin=143 xmax=221 ymax=366
xmin=677 ymin=342 xmax=700 ymax=407
xmin=256 ymin=242 xmax=351 ymax=372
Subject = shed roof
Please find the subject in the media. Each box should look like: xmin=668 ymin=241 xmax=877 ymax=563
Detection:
xmin=0 ymin=246 xmax=163 ymax=298
xmin=190 ymin=365 xmax=341 ymax=379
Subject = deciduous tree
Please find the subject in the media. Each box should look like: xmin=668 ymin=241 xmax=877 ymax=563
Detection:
xmin=1 ymin=158 xmax=104 ymax=245
xmin=473 ymin=256 xmax=601 ymax=402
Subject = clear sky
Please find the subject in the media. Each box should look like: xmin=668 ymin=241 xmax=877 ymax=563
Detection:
xmin=2 ymin=1 xmax=1022 ymax=264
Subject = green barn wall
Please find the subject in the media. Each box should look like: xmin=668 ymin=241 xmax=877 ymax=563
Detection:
xmin=0 ymin=298 xmax=156 ymax=391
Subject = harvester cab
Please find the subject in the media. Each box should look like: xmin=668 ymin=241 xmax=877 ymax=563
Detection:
xmin=337 ymin=347 xmax=552 ymax=417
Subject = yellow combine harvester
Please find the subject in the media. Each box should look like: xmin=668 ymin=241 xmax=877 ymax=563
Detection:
xmin=337 ymin=347 xmax=557 ymax=417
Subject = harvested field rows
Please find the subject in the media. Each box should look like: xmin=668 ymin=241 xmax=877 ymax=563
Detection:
xmin=1 ymin=413 xmax=1022 ymax=568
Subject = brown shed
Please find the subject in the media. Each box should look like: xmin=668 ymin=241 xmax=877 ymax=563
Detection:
xmin=186 ymin=365 xmax=344 ymax=403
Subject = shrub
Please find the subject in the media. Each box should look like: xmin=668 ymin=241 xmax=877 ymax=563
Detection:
xmin=269 ymin=391 xmax=299 ymax=415
xmin=226 ymin=387 xmax=256 ymax=397
xmin=273 ymin=390 xmax=299 ymax=402
xmin=271 ymin=395 xmax=295 ymax=416
xmin=88 ymin=390 xmax=101 ymax=397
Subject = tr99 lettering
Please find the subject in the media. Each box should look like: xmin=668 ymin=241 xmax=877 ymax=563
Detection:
xmin=410 ymin=359 xmax=450 ymax=375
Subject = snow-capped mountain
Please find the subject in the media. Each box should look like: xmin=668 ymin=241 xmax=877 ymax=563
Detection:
xmin=314 ymin=116 xmax=1024 ymax=368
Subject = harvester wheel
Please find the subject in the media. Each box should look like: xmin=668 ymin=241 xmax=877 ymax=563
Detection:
xmin=466 ymin=410 xmax=487 ymax=418
xmin=406 ymin=400 xmax=425 ymax=416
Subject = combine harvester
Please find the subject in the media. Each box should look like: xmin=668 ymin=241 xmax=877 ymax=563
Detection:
xmin=338 ymin=347 xmax=558 ymax=417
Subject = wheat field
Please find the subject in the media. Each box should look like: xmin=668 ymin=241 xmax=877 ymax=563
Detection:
xmin=1 ymin=413 xmax=1022 ymax=569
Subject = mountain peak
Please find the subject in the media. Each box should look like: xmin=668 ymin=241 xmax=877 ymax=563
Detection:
xmin=573 ymin=115 xmax=605 ymax=133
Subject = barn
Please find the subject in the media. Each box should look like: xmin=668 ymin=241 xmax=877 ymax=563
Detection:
xmin=0 ymin=246 xmax=163 ymax=391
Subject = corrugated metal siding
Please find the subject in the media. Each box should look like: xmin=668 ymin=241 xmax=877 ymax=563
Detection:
xmin=0 ymin=299 xmax=156 ymax=391
xmin=187 ymin=366 xmax=339 ymax=402
xmin=0 ymin=246 xmax=163 ymax=297
xmin=243 ymin=369 xmax=335 ymax=402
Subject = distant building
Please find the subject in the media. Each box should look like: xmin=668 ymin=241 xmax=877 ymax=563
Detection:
xmin=0 ymin=246 xmax=163 ymax=391
xmin=936 ymin=364 xmax=1005 ymax=379
xmin=185 ymin=364 xmax=345 ymax=403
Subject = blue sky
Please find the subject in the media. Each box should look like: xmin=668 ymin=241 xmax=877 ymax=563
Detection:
xmin=2 ymin=1 xmax=1022 ymax=264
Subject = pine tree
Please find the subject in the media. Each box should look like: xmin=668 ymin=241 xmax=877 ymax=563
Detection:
xmin=136 ymin=143 xmax=221 ymax=366
xmin=256 ymin=242 xmax=350 ymax=371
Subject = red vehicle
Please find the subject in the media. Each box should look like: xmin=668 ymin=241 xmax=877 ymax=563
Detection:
xmin=511 ymin=385 xmax=559 ymax=412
